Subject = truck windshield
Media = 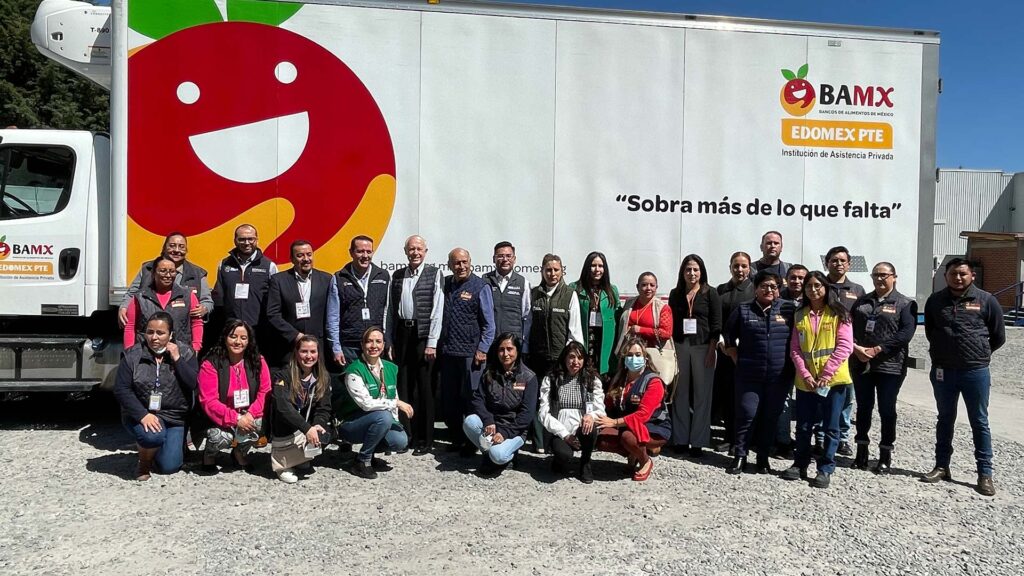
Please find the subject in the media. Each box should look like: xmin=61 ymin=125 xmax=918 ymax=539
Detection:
xmin=0 ymin=146 xmax=75 ymax=220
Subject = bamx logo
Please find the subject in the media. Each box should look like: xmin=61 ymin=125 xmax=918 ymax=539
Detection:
xmin=819 ymin=84 xmax=894 ymax=107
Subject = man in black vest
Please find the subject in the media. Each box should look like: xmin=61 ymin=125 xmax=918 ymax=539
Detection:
xmin=822 ymin=245 xmax=866 ymax=457
xmin=482 ymin=241 xmax=532 ymax=346
xmin=388 ymin=235 xmax=444 ymax=456
xmin=329 ymin=235 xmax=392 ymax=367
xmin=211 ymin=224 xmax=279 ymax=331
xmin=265 ymin=240 xmax=336 ymax=368
xmin=438 ymin=248 xmax=495 ymax=454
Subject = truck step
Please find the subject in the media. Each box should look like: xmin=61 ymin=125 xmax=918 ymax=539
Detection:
xmin=0 ymin=379 xmax=101 ymax=392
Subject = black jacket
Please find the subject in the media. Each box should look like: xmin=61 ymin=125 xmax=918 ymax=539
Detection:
xmin=269 ymin=369 xmax=333 ymax=438
xmin=668 ymin=285 xmax=722 ymax=345
xmin=113 ymin=346 xmax=199 ymax=426
xmin=851 ymin=289 xmax=917 ymax=375
xmin=265 ymin=269 xmax=332 ymax=364
xmin=470 ymin=363 xmax=538 ymax=440
xmin=924 ymin=284 xmax=1005 ymax=369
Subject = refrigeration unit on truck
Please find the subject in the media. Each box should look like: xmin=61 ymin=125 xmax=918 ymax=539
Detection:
xmin=0 ymin=0 xmax=939 ymax=391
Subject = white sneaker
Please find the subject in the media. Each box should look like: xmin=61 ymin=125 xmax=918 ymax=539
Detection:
xmin=277 ymin=470 xmax=298 ymax=484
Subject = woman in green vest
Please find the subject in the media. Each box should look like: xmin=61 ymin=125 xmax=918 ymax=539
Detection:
xmin=781 ymin=271 xmax=854 ymax=490
xmin=571 ymin=251 xmax=621 ymax=375
xmin=337 ymin=326 xmax=414 ymax=480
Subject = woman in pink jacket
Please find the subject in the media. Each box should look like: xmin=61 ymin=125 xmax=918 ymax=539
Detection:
xmin=197 ymin=319 xmax=272 ymax=472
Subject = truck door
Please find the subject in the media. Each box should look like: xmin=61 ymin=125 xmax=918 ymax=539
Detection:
xmin=0 ymin=131 xmax=93 ymax=317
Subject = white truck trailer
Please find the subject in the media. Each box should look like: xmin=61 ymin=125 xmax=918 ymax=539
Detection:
xmin=0 ymin=0 xmax=939 ymax=391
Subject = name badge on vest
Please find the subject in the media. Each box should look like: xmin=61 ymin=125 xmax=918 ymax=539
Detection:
xmin=774 ymin=315 xmax=786 ymax=323
xmin=629 ymin=394 xmax=641 ymax=406
xmin=171 ymin=300 xmax=186 ymax=308
xmin=964 ymin=302 xmax=981 ymax=312
xmin=460 ymin=291 xmax=472 ymax=300
xmin=881 ymin=304 xmax=896 ymax=315
xmin=513 ymin=382 xmax=526 ymax=391
xmin=148 ymin=392 xmax=162 ymax=411
xmin=683 ymin=318 xmax=697 ymax=334
xmin=361 ymin=307 xmax=371 ymax=321
xmin=234 ymin=283 xmax=250 ymax=299
xmin=233 ymin=388 xmax=250 ymax=409
xmin=844 ymin=292 xmax=857 ymax=300
xmin=296 ymin=302 xmax=311 ymax=319
xmin=865 ymin=319 xmax=876 ymax=333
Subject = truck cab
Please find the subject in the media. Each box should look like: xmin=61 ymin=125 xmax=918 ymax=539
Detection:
xmin=0 ymin=129 xmax=120 ymax=392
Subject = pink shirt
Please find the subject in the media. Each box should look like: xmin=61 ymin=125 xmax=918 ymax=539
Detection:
xmin=789 ymin=310 xmax=853 ymax=382
xmin=198 ymin=358 xmax=272 ymax=427
xmin=123 ymin=290 xmax=203 ymax=351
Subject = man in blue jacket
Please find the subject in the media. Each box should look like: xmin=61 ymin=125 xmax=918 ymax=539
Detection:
xmin=922 ymin=258 xmax=1005 ymax=496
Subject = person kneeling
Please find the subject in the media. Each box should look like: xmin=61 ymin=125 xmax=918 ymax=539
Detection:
xmin=270 ymin=336 xmax=332 ymax=484
xmin=336 ymin=326 xmax=413 ymax=479
xmin=595 ymin=337 xmax=671 ymax=482
xmin=463 ymin=333 xmax=538 ymax=477
xmin=114 ymin=312 xmax=198 ymax=480
xmin=538 ymin=341 xmax=604 ymax=483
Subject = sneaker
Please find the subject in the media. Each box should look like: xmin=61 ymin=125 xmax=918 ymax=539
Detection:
xmin=837 ymin=441 xmax=853 ymax=457
xmin=277 ymin=470 xmax=298 ymax=484
xmin=811 ymin=471 xmax=831 ymax=489
xmin=350 ymin=461 xmax=377 ymax=480
xmin=780 ymin=466 xmax=808 ymax=481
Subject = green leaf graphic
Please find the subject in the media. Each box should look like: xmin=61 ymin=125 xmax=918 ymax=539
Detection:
xmin=797 ymin=63 xmax=809 ymax=79
xmin=781 ymin=69 xmax=795 ymax=81
xmin=227 ymin=0 xmax=302 ymax=26
xmin=129 ymin=0 xmax=223 ymax=40
xmin=0 ymin=235 xmax=6 ymax=244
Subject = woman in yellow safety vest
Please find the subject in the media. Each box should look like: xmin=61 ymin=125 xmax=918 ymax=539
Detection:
xmin=780 ymin=271 xmax=853 ymax=490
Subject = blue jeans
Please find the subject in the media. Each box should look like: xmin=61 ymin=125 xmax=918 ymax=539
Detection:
xmin=463 ymin=414 xmax=525 ymax=465
xmin=123 ymin=415 xmax=186 ymax=474
xmin=815 ymin=386 xmax=854 ymax=444
xmin=794 ymin=385 xmax=849 ymax=474
xmin=931 ymin=366 xmax=993 ymax=476
xmin=338 ymin=410 xmax=408 ymax=463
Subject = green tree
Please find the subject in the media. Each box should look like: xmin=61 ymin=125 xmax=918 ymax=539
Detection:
xmin=0 ymin=0 xmax=109 ymax=131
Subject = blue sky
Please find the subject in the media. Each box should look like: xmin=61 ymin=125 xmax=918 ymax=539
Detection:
xmin=509 ymin=0 xmax=1024 ymax=173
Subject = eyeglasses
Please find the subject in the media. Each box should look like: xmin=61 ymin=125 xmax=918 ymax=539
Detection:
xmin=870 ymin=273 xmax=894 ymax=279
xmin=155 ymin=270 xmax=177 ymax=277
xmin=494 ymin=254 xmax=514 ymax=260
xmin=235 ymin=237 xmax=258 ymax=244
xmin=758 ymin=284 xmax=778 ymax=291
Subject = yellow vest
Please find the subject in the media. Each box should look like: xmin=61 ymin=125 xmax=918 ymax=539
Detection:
xmin=793 ymin=307 xmax=852 ymax=391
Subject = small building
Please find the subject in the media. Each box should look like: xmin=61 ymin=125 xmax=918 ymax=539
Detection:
xmin=961 ymin=231 xmax=1024 ymax=309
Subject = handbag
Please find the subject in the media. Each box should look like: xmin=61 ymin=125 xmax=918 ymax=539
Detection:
xmin=646 ymin=302 xmax=678 ymax=404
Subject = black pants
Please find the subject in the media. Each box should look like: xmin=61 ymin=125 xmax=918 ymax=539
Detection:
xmin=852 ymin=370 xmax=905 ymax=449
xmin=395 ymin=322 xmax=435 ymax=447
xmin=439 ymin=355 xmax=479 ymax=447
xmin=712 ymin=349 xmax=736 ymax=443
xmin=551 ymin=426 xmax=597 ymax=469
xmin=733 ymin=375 xmax=788 ymax=460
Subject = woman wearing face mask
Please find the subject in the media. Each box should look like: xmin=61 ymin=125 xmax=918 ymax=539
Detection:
xmin=781 ymin=271 xmax=853 ymax=489
xmin=668 ymin=254 xmax=721 ymax=459
xmin=123 ymin=255 xmax=203 ymax=352
xmin=570 ymin=251 xmax=621 ymax=375
xmin=463 ymin=333 xmax=539 ymax=476
xmin=538 ymin=341 xmax=605 ymax=483
xmin=722 ymin=270 xmax=795 ymax=476
xmin=712 ymin=251 xmax=755 ymax=452
xmin=615 ymin=272 xmax=673 ymax=351
xmin=527 ymin=254 xmax=584 ymax=452
xmin=118 ymin=232 xmax=213 ymax=329
xmin=269 ymin=335 xmax=333 ymax=484
xmin=197 ymin=319 xmax=272 ymax=472
xmin=595 ymin=337 xmax=671 ymax=481
xmin=336 ymin=326 xmax=413 ymax=480
xmin=849 ymin=263 xmax=916 ymax=474
xmin=113 ymin=312 xmax=199 ymax=480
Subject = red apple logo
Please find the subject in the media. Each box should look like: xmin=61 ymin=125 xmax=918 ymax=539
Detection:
xmin=128 ymin=22 xmax=395 ymax=260
xmin=0 ymin=236 xmax=10 ymax=260
xmin=780 ymin=64 xmax=815 ymax=116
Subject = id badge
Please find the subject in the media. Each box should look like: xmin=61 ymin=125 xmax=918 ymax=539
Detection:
xmin=148 ymin=393 xmax=162 ymax=411
xmin=233 ymin=388 xmax=251 ymax=408
xmin=361 ymin=307 xmax=371 ymax=321
xmin=295 ymin=302 xmax=311 ymax=319
xmin=683 ymin=318 xmax=698 ymax=335
xmin=865 ymin=319 xmax=876 ymax=333
xmin=234 ymin=283 xmax=250 ymax=299
xmin=936 ymin=368 xmax=944 ymax=382
xmin=589 ymin=310 xmax=600 ymax=327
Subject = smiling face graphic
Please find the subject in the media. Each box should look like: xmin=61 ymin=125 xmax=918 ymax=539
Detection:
xmin=128 ymin=22 xmax=395 ymax=260
xmin=779 ymin=65 xmax=815 ymax=117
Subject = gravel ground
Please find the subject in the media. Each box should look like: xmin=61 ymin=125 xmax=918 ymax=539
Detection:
xmin=1 ymin=383 xmax=1022 ymax=576
xmin=909 ymin=326 xmax=1024 ymax=399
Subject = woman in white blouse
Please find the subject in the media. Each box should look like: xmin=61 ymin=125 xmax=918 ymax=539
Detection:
xmin=538 ymin=340 xmax=605 ymax=484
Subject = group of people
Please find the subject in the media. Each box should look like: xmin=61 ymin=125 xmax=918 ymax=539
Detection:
xmin=112 ymin=227 xmax=1006 ymax=495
